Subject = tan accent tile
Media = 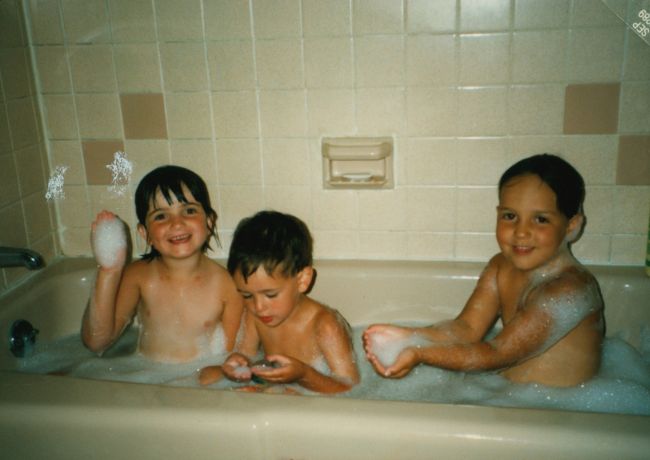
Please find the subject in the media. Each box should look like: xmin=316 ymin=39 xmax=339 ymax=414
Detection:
xmin=82 ymin=140 xmax=124 ymax=185
xmin=120 ymin=93 xmax=167 ymax=139
xmin=563 ymin=83 xmax=620 ymax=135
xmin=617 ymin=136 xmax=650 ymax=186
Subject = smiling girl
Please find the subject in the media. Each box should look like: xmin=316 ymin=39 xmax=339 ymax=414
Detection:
xmin=82 ymin=165 xmax=243 ymax=363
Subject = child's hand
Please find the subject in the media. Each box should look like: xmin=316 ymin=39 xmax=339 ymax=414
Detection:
xmin=222 ymin=353 xmax=252 ymax=381
xmin=250 ymin=355 xmax=306 ymax=384
xmin=370 ymin=347 xmax=420 ymax=378
xmin=363 ymin=324 xmax=421 ymax=378
xmin=198 ymin=365 xmax=223 ymax=385
xmin=91 ymin=210 xmax=128 ymax=269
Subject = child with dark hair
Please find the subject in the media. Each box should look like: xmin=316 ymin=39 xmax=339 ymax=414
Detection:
xmin=199 ymin=210 xmax=359 ymax=394
xmin=364 ymin=154 xmax=604 ymax=387
xmin=82 ymin=165 xmax=243 ymax=364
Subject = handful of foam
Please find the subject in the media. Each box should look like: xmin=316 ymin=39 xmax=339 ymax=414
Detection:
xmin=93 ymin=217 xmax=127 ymax=268
xmin=369 ymin=332 xmax=431 ymax=368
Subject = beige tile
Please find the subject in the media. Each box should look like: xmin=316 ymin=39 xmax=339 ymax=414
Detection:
xmin=407 ymin=187 xmax=456 ymax=231
xmin=207 ymin=41 xmax=255 ymax=90
xmin=69 ymin=45 xmax=116 ymax=92
xmin=28 ymin=0 xmax=64 ymax=44
xmin=457 ymin=187 xmax=496 ymax=232
xmin=35 ymin=46 xmax=71 ymax=93
xmin=0 ymin=103 xmax=11 ymax=153
xmin=304 ymin=38 xmax=353 ymax=88
xmin=76 ymin=93 xmax=122 ymax=138
xmin=0 ymin=48 xmax=32 ymax=98
xmin=353 ymin=0 xmax=403 ymax=35
xmin=123 ymin=140 xmax=171 ymax=182
xmin=0 ymin=0 xmax=24 ymax=47
xmin=458 ymin=87 xmax=508 ymax=136
xmin=406 ymin=34 xmax=456 ymax=86
xmin=612 ymin=187 xmax=650 ymax=233
xmin=0 ymin=153 xmax=20 ymax=207
xmin=215 ymin=138 xmax=262 ymax=185
xmin=302 ymin=0 xmax=350 ymax=37
xmin=355 ymin=35 xmax=404 ymax=88
xmin=514 ymin=0 xmax=569 ymax=29
xmin=571 ymin=0 xmax=623 ymax=27
xmin=212 ymin=91 xmax=259 ymax=138
xmin=258 ymin=90 xmax=307 ymax=137
xmin=58 ymin=185 xmax=91 ymax=228
xmin=567 ymin=27 xmax=625 ymax=82
xmin=204 ymin=0 xmax=252 ymax=40
xmin=312 ymin=189 xmax=358 ymax=231
xmin=15 ymin=144 xmax=46 ymax=196
xmin=265 ymin=186 xmax=312 ymax=225
xmin=563 ymin=135 xmax=618 ymax=185
xmin=407 ymin=0 xmax=456 ymax=33
xmin=6 ymin=97 xmax=40 ymax=149
xmin=160 ymin=42 xmax=208 ymax=92
xmin=512 ymin=30 xmax=567 ymax=83
xmin=43 ymin=95 xmax=78 ymax=139
xmin=404 ymin=139 xmax=457 ymax=185
xmin=460 ymin=0 xmax=511 ymax=32
xmin=509 ymin=84 xmax=564 ymax=135
xmin=255 ymin=39 xmax=304 ymax=89
xmin=459 ymin=33 xmax=510 ymax=85
xmin=619 ymin=83 xmax=650 ymax=133
xmin=252 ymin=0 xmax=301 ymax=38
xmin=306 ymin=89 xmax=355 ymax=136
xmin=455 ymin=233 xmax=499 ymax=260
xmin=155 ymin=0 xmax=203 ymax=41
xmin=356 ymin=87 xmax=405 ymax=135
xmin=109 ymin=0 xmax=156 ymax=43
xmin=61 ymin=0 xmax=110 ymax=43
xmin=624 ymin=31 xmax=650 ymax=80
xmin=406 ymin=232 xmax=455 ymax=260
xmin=359 ymin=231 xmax=408 ymax=259
xmin=50 ymin=141 xmax=86 ymax=185
xmin=617 ymin=136 xmax=650 ymax=186
xmin=217 ymin=185 xmax=264 ymax=229
xmin=60 ymin=227 xmax=92 ymax=256
xmin=114 ymin=44 xmax=162 ymax=92
xmin=312 ymin=231 xmax=358 ymax=258
xmin=262 ymin=138 xmax=310 ymax=186
xmin=170 ymin=140 xmax=216 ymax=177
xmin=358 ymin=188 xmax=407 ymax=231
xmin=121 ymin=93 xmax=167 ymax=139
xmin=571 ymin=234 xmax=611 ymax=264
xmin=23 ymin=192 xmax=53 ymax=244
xmin=0 ymin=202 xmax=27 ymax=247
xmin=582 ymin=186 xmax=614 ymax=233
xmin=82 ymin=140 xmax=124 ymax=185
xmin=610 ymin=235 xmax=646 ymax=265
xmin=457 ymin=138 xmax=509 ymax=185
xmin=563 ymin=83 xmax=619 ymax=135
xmin=407 ymin=87 xmax=457 ymax=136
xmin=165 ymin=92 xmax=211 ymax=139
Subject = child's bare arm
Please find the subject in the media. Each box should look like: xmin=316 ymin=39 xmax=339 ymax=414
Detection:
xmin=218 ymin=273 xmax=244 ymax=352
xmin=81 ymin=211 xmax=139 ymax=353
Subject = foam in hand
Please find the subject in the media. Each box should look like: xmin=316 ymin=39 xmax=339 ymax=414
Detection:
xmin=369 ymin=332 xmax=431 ymax=368
xmin=93 ymin=217 xmax=127 ymax=268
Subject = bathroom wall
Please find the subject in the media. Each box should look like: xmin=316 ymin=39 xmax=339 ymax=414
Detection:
xmin=6 ymin=0 xmax=650 ymax=284
xmin=0 ymin=0 xmax=57 ymax=291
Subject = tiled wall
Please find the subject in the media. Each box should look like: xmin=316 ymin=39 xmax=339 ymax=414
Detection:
xmin=3 ymin=0 xmax=650 ymax=291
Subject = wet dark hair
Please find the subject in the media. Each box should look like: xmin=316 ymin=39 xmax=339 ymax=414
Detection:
xmin=228 ymin=210 xmax=313 ymax=282
xmin=135 ymin=165 xmax=218 ymax=260
xmin=498 ymin=154 xmax=585 ymax=219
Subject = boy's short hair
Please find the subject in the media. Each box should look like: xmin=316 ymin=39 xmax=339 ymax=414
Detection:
xmin=135 ymin=165 xmax=218 ymax=260
xmin=499 ymin=153 xmax=585 ymax=219
xmin=228 ymin=210 xmax=313 ymax=281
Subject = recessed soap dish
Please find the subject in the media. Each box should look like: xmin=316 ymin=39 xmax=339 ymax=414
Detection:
xmin=322 ymin=137 xmax=393 ymax=189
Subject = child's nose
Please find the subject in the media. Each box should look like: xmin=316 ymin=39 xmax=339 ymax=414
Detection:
xmin=515 ymin=221 xmax=530 ymax=236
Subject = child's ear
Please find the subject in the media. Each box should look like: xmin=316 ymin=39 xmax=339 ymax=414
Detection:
xmin=566 ymin=214 xmax=585 ymax=243
xmin=296 ymin=266 xmax=314 ymax=293
xmin=137 ymin=223 xmax=149 ymax=244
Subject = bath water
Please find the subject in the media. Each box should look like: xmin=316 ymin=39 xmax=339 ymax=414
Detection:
xmin=15 ymin=325 xmax=650 ymax=416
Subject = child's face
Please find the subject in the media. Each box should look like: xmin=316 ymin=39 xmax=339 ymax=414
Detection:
xmin=233 ymin=266 xmax=313 ymax=328
xmin=496 ymin=174 xmax=580 ymax=272
xmin=137 ymin=184 xmax=211 ymax=260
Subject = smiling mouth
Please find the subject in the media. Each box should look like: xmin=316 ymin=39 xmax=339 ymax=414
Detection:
xmin=513 ymin=245 xmax=533 ymax=255
xmin=169 ymin=234 xmax=191 ymax=244
xmin=258 ymin=316 xmax=273 ymax=324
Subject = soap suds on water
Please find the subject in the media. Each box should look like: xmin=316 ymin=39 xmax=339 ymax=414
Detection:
xmin=16 ymin=323 xmax=650 ymax=416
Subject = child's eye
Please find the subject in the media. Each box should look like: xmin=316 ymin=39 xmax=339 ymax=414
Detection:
xmin=500 ymin=212 xmax=516 ymax=221
xmin=152 ymin=213 xmax=166 ymax=221
xmin=240 ymin=293 xmax=252 ymax=300
xmin=265 ymin=293 xmax=278 ymax=299
xmin=535 ymin=215 xmax=550 ymax=224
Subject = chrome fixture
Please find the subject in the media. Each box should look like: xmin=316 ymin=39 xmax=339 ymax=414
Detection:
xmin=0 ymin=246 xmax=45 ymax=270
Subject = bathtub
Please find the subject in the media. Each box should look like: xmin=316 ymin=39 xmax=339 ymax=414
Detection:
xmin=0 ymin=257 xmax=648 ymax=459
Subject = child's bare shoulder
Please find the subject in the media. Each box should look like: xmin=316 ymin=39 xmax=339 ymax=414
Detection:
xmin=311 ymin=301 xmax=351 ymax=335
xmin=528 ymin=265 xmax=601 ymax=308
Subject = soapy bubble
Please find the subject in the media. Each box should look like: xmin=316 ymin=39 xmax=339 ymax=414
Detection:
xmin=106 ymin=151 xmax=133 ymax=196
xmin=45 ymin=165 xmax=69 ymax=201
xmin=93 ymin=216 xmax=127 ymax=268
